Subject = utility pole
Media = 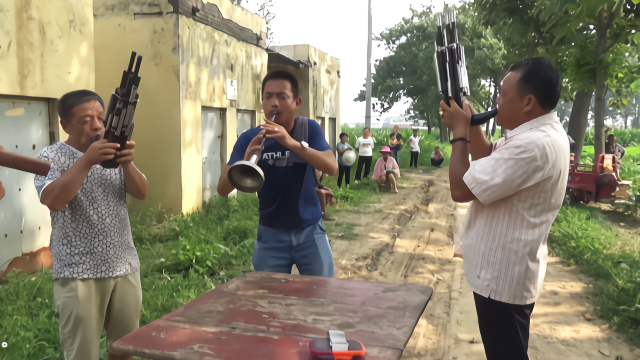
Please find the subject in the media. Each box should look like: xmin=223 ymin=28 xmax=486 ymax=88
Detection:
xmin=365 ymin=0 xmax=373 ymax=129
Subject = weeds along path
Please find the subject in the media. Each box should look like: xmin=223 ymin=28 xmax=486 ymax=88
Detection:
xmin=320 ymin=167 xmax=640 ymax=360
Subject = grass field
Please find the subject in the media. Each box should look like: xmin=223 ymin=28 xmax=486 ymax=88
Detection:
xmin=0 ymin=195 xmax=260 ymax=360
xmin=549 ymin=207 xmax=640 ymax=346
xmin=2 ymin=126 xmax=640 ymax=358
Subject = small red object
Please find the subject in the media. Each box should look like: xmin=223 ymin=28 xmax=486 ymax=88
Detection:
xmin=310 ymin=331 xmax=366 ymax=360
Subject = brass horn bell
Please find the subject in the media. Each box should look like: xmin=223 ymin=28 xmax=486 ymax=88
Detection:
xmin=228 ymin=153 xmax=265 ymax=193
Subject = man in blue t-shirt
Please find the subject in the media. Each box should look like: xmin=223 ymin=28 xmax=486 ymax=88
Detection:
xmin=217 ymin=70 xmax=338 ymax=277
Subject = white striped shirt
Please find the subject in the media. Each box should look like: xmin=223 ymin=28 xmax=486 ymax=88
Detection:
xmin=461 ymin=112 xmax=569 ymax=305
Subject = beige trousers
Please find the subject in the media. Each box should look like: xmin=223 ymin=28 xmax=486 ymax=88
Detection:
xmin=53 ymin=271 xmax=142 ymax=360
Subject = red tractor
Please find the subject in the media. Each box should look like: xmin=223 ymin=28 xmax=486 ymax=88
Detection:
xmin=565 ymin=153 xmax=632 ymax=206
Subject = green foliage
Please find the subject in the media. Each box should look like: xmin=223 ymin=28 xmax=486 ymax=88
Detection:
xmin=147 ymin=195 xmax=259 ymax=281
xmin=550 ymin=206 xmax=640 ymax=345
xmin=0 ymin=269 xmax=60 ymax=360
xmin=333 ymin=186 xmax=357 ymax=203
xmin=354 ymin=3 xmax=502 ymax=130
xmin=0 ymin=194 xmax=260 ymax=359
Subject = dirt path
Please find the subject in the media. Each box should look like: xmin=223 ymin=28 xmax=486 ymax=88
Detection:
xmin=323 ymin=167 xmax=640 ymax=360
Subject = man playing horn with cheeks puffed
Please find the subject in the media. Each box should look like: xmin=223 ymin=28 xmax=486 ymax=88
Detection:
xmin=440 ymin=58 xmax=569 ymax=360
xmin=218 ymin=70 xmax=338 ymax=278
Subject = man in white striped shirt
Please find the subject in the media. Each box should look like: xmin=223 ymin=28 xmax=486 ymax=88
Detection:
xmin=440 ymin=58 xmax=568 ymax=360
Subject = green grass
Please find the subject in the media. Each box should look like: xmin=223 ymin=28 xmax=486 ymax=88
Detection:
xmin=0 ymin=194 xmax=259 ymax=360
xmin=583 ymin=127 xmax=640 ymax=148
xmin=550 ymin=206 xmax=640 ymax=346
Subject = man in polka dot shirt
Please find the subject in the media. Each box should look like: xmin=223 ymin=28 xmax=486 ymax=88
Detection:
xmin=34 ymin=90 xmax=148 ymax=360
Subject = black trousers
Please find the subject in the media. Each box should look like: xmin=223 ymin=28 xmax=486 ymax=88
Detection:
xmin=431 ymin=157 xmax=444 ymax=167
xmin=410 ymin=151 xmax=419 ymax=168
xmin=338 ymin=164 xmax=351 ymax=187
xmin=355 ymin=156 xmax=372 ymax=181
xmin=473 ymin=292 xmax=535 ymax=360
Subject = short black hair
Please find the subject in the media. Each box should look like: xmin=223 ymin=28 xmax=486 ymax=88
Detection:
xmin=339 ymin=132 xmax=349 ymax=140
xmin=58 ymin=90 xmax=104 ymax=122
xmin=363 ymin=127 xmax=370 ymax=132
xmin=509 ymin=57 xmax=561 ymax=111
xmin=262 ymin=70 xmax=299 ymax=99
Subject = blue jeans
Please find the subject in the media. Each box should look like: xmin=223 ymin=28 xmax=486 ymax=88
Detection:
xmin=253 ymin=220 xmax=335 ymax=277
xmin=391 ymin=149 xmax=400 ymax=164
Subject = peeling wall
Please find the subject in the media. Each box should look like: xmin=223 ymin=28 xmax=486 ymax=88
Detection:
xmin=95 ymin=0 xmax=183 ymax=215
xmin=178 ymin=16 xmax=267 ymax=213
xmin=0 ymin=0 xmax=95 ymax=141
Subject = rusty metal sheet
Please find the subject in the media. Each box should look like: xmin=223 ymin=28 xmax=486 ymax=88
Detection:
xmin=111 ymin=272 xmax=433 ymax=360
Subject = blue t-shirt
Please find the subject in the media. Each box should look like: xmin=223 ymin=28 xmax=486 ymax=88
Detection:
xmin=227 ymin=119 xmax=331 ymax=230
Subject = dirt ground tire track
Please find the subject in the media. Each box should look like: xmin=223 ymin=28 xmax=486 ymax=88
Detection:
xmin=327 ymin=168 xmax=457 ymax=359
xmin=328 ymin=167 xmax=640 ymax=360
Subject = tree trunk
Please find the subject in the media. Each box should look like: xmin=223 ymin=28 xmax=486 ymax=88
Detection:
xmin=438 ymin=115 xmax=445 ymax=143
xmin=486 ymin=78 xmax=498 ymax=139
xmin=567 ymin=88 xmax=594 ymax=164
xmin=625 ymin=111 xmax=628 ymax=129
xmin=633 ymin=94 xmax=640 ymax=128
xmin=426 ymin=113 xmax=432 ymax=134
xmin=594 ymin=8 xmax=608 ymax=161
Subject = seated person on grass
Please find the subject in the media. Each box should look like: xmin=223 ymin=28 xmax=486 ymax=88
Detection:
xmin=316 ymin=169 xmax=337 ymax=221
xmin=372 ymin=146 xmax=400 ymax=193
xmin=431 ymin=146 xmax=445 ymax=167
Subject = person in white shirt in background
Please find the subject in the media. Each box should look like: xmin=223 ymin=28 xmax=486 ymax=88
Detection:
xmin=440 ymin=57 xmax=568 ymax=360
xmin=354 ymin=128 xmax=376 ymax=183
xmin=408 ymin=128 xmax=422 ymax=168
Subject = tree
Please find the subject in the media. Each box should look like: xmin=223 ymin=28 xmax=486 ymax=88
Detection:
xmin=253 ymin=0 xmax=276 ymax=47
xmin=354 ymin=3 xmax=500 ymax=142
xmin=538 ymin=0 xmax=640 ymax=160
xmin=475 ymin=0 xmax=640 ymax=163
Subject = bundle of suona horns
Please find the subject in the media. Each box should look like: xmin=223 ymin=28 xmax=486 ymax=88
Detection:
xmin=0 ymin=51 xmax=143 ymax=175
xmin=434 ymin=9 xmax=498 ymax=126
xmin=102 ymin=51 xmax=142 ymax=168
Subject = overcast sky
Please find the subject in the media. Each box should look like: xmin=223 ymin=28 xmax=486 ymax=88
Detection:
xmin=241 ymin=0 xmax=457 ymax=124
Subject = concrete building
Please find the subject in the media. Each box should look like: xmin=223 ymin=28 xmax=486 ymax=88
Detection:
xmin=0 ymin=0 xmax=340 ymax=275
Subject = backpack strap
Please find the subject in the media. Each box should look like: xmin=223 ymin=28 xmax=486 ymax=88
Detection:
xmin=288 ymin=116 xmax=309 ymax=165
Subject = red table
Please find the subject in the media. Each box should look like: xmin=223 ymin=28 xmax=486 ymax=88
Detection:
xmin=110 ymin=272 xmax=433 ymax=360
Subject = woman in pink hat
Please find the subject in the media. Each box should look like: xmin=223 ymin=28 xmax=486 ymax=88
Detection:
xmin=372 ymin=146 xmax=400 ymax=193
